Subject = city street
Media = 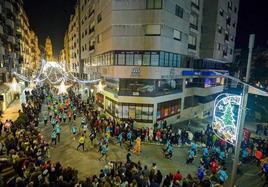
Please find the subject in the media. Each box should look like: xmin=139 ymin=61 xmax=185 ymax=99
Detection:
xmin=1 ymin=0 xmax=268 ymax=186
xmin=35 ymin=103 xmax=263 ymax=187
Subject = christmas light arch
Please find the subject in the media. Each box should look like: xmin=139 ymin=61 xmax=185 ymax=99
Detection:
xmin=13 ymin=60 xmax=100 ymax=85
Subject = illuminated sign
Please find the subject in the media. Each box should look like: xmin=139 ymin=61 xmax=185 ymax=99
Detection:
xmin=212 ymin=93 xmax=241 ymax=146
xmin=182 ymin=71 xmax=217 ymax=76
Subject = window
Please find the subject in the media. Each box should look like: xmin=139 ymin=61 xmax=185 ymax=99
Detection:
xmin=188 ymin=35 xmax=197 ymax=50
xmin=226 ymin=16 xmax=231 ymax=26
xmin=126 ymin=52 xmax=134 ymax=65
xmin=173 ymin=29 xmax=181 ymax=41
xmin=96 ymin=34 xmax=102 ymax=43
xmin=234 ymin=6 xmax=238 ymax=13
xmin=218 ymin=26 xmax=222 ymax=34
xmin=230 ymin=49 xmax=233 ymax=55
xmin=190 ymin=13 xmax=198 ymax=30
xmin=223 ymin=47 xmax=228 ymax=56
xmin=118 ymin=52 xmax=125 ymax=65
xmin=134 ymin=52 xmax=142 ymax=65
xmin=142 ymin=106 xmax=149 ymax=120
xmin=175 ymin=5 xmax=184 ymax=18
xmin=164 ymin=52 xmax=169 ymax=67
xmin=151 ymin=52 xmax=159 ymax=66
xmin=219 ymin=8 xmax=224 ymax=16
xmin=123 ymin=105 xmax=128 ymax=118
xmin=233 ymin=22 xmax=236 ymax=28
xmin=159 ymin=51 xmax=165 ymax=66
xmin=142 ymin=52 xmax=150 ymax=66
xmin=228 ymin=0 xmax=232 ymax=10
xmin=136 ymin=106 xmax=142 ymax=119
xmin=225 ymin=31 xmax=229 ymax=41
xmin=191 ymin=0 xmax=199 ymax=8
xmin=146 ymin=0 xmax=162 ymax=9
xmin=97 ymin=12 xmax=102 ymax=23
xmin=157 ymin=99 xmax=181 ymax=120
xmin=217 ymin=43 xmax=221 ymax=50
xmin=184 ymin=96 xmax=198 ymax=109
xmin=169 ymin=53 xmax=174 ymax=67
xmin=145 ymin=25 xmax=161 ymax=36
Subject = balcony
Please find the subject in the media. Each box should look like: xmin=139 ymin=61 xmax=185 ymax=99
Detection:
xmin=5 ymin=1 xmax=13 ymax=12
xmin=188 ymin=44 xmax=197 ymax=50
xmin=190 ymin=23 xmax=198 ymax=31
xmin=191 ymin=2 xmax=199 ymax=10
xmin=89 ymin=45 xmax=95 ymax=52
xmin=7 ymin=36 xmax=15 ymax=44
xmin=6 ymin=18 xmax=14 ymax=29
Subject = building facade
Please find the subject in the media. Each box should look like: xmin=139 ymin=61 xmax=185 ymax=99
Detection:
xmin=0 ymin=0 xmax=40 ymax=111
xmin=200 ymin=0 xmax=239 ymax=63
xmin=65 ymin=0 xmax=239 ymax=127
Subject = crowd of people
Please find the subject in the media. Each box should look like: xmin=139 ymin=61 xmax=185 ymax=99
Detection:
xmin=0 ymin=85 xmax=267 ymax=187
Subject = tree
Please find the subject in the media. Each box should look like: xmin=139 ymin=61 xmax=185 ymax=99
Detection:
xmin=222 ymin=102 xmax=235 ymax=126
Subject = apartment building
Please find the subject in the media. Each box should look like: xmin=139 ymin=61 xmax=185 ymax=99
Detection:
xmin=68 ymin=5 xmax=80 ymax=76
xmin=64 ymin=31 xmax=70 ymax=67
xmin=16 ymin=0 xmax=41 ymax=75
xmin=65 ymin=0 xmax=239 ymax=127
xmin=0 ymin=0 xmax=40 ymax=111
xmin=200 ymin=0 xmax=239 ymax=62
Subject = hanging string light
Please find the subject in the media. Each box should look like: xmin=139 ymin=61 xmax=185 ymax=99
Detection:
xmin=12 ymin=60 xmax=100 ymax=85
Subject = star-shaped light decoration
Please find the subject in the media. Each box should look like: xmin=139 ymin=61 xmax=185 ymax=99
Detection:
xmin=96 ymin=81 xmax=106 ymax=93
xmin=54 ymin=81 xmax=72 ymax=95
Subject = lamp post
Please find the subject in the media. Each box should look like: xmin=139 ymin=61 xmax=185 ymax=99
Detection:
xmin=229 ymin=34 xmax=255 ymax=187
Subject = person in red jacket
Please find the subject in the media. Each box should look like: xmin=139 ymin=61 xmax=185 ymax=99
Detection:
xmin=255 ymin=149 xmax=263 ymax=166
xmin=173 ymin=170 xmax=182 ymax=183
xmin=210 ymin=159 xmax=219 ymax=174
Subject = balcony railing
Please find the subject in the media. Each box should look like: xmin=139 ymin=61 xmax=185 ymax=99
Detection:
xmin=188 ymin=44 xmax=197 ymax=50
xmin=190 ymin=23 xmax=198 ymax=30
xmin=191 ymin=2 xmax=200 ymax=10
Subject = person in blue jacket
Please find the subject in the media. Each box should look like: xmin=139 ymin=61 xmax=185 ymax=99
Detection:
xmin=51 ymin=130 xmax=57 ymax=145
xmin=117 ymin=132 xmax=123 ymax=147
xmin=98 ymin=143 xmax=109 ymax=161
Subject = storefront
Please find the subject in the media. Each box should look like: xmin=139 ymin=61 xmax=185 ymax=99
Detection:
xmin=0 ymin=84 xmax=14 ymax=112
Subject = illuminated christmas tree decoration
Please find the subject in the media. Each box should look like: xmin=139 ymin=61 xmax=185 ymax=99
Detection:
xmin=212 ymin=93 xmax=242 ymax=145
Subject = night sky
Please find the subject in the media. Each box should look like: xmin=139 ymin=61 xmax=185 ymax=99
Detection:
xmin=23 ymin=0 xmax=77 ymax=56
xmin=23 ymin=0 xmax=268 ymax=56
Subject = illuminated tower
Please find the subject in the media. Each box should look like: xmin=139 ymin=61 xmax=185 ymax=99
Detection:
xmin=45 ymin=36 xmax=53 ymax=61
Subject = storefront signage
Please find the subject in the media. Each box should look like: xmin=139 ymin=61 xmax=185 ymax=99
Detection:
xmin=130 ymin=67 xmax=141 ymax=77
xmin=182 ymin=71 xmax=216 ymax=76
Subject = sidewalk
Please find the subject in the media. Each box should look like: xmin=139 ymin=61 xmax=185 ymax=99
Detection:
xmin=1 ymin=100 xmax=21 ymax=123
xmin=173 ymin=117 xmax=266 ymax=139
